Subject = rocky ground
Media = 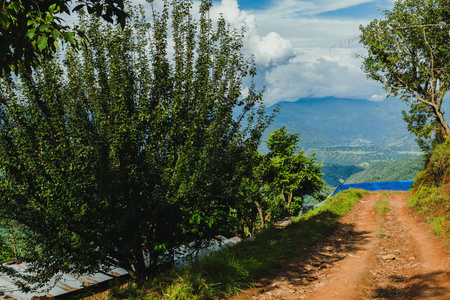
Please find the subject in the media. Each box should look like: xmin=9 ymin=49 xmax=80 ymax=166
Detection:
xmin=230 ymin=192 xmax=450 ymax=300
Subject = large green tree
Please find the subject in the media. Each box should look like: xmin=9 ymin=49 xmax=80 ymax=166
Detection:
xmin=205 ymin=127 xmax=325 ymax=234
xmin=359 ymin=0 xmax=450 ymax=150
xmin=0 ymin=0 xmax=272 ymax=290
xmin=0 ymin=0 xmax=126 ymax=75
xmin=264 ymin=127 xmax=324 ymax=218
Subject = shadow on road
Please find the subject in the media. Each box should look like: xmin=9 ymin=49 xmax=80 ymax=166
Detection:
xmin=372 ymin=271 xmax=450 ymax=299
xmin=252 ymin=211 xmax=374 ymax=291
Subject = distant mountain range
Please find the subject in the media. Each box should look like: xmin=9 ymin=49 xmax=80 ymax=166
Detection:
xmin=262 ymin=97 xmax=422 ymax=150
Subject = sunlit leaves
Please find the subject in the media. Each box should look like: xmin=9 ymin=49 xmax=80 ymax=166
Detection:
xmin=262 ymin=127 xmax=325 ymax=218
xmin=359 ymin=0 xmax=450 ymax=149
xmin=0 ymin=0 xmax=127 ymax=75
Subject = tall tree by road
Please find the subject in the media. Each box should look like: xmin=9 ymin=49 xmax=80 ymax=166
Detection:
xmin=359 ymin=0 xmax=450 ymax=151
xmin=0 ymin=1 xmax=272 ymax=290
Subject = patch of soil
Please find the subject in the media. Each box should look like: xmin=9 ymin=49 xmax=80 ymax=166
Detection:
xmin=230 ymin=192 xmax=450 ymax=300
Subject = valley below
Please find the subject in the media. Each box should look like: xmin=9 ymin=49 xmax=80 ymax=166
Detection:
xmin=260 ymin=97 xmax=433 ymax=190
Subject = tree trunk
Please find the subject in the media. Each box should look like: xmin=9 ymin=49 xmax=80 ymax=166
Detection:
xmin=254 ymin=200 xmax=265 ymax=231
xmin=127 ymin=249 xmax=150 ymax=281
xmin=434 ymin=108 xmax=450 ymax=137
xmin=286 ymin=191 xmax=294 ymax=216
xmin=281 ymin=186 xmax=290 ymax=216
xmin=7 ymin=222 xmax=18 ymax=262
xmin=239 ymin=218 xmax=246 ymax=237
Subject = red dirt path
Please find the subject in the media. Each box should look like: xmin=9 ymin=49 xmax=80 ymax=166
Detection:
xmin=230 ymin=192 xmax=450 ymax=300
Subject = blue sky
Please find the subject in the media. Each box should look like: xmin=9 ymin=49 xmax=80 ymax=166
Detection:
xmin=216 ymin=0 xmax=389 ymax=14
xmin=205 ymin=0 xmax=396 ymax=105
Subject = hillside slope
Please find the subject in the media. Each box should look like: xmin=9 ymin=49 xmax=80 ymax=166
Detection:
xmin=265 ymin=97 xmax=418 ymax=149
xmin=408 ymin=137 xmax=450 ymax=246
xmin=346 ymin=155 xmax=424 ymax=183
xmin=321 ymin=164 xmax=365 ymax=187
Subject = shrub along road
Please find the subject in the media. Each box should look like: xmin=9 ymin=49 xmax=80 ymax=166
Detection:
xmin=231 ymin=192 xmax=450 ymax=299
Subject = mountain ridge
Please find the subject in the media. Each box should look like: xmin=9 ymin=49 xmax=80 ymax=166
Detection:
xmin=264 ymin=96 xmax=418 ymax=150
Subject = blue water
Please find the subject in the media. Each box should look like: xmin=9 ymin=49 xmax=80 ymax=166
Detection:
xmin=332 ymin=180 xmax=414 ymax=196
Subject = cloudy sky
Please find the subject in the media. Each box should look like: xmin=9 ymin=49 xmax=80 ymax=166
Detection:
xmin=69 ymin=0 xmax=396 ymax=106
xmin=203 ymin=0 xmax=396 ymax=105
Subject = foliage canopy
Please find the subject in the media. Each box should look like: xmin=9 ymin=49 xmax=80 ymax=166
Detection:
xmin=0 ymin=0 xmax=126 ymax=75
xmin=264 ymin=127 xmax=325 ymax=216
xmin=0 ymin=0 xmax=273 ymax=289
xmin=359 ymin=0 xmax=450 ymax=150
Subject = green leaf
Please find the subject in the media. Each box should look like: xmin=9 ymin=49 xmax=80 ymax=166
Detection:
xmin=26 ymin=28 xmax=36 ymax=39
xmin=73 ymin=4 xmax=84 ymax=11
xmin=37 ymin=35 xmax=48 ymax=51
xmin=8 ymin=2 xmax=22 ymax=13
xmin=39 ymin=24 xmax=50 ymax=32
xmin=27 ymin=19 xmax=35 ymax=27
xmin=52 ymin=29 xmax=60 ymax=40
xmin=49 ymin=4 xmax=57 ymax=14
xmin=66 ymin=32 xmax=76 ymax=45
xmin=0 ymin=12 xmax=11 ymax=29
xmin=45 ymin=14 xmax=53 ymax=23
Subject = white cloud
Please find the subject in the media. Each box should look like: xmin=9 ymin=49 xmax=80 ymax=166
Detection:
xmin=131 ymin=0 xmax=390 ymax=105
xmin=370 ymin=94 xmax=386 ymax=101
xmin=263 ymin=57 xmax=384 ymax=105
xmin=206 ymin=0 xmax=394 ymax=105
xmin=255 ymin=0 xmax=374 ymax=17
xmin=210 ymin=0 xmax=294 ymax=66
xmin=248 ymin=32 xmax=294 ymax=66
xmin=248 ymin=12 xmax=367 ymax=50
xmin=210 ymin=0 xmax=244 ymax=25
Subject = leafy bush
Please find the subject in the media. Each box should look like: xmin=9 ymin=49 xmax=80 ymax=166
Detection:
xmin=414 ymin=137 xmax=450 ymax=187
xmin=409 ymin=137 xmax=450 ymax=247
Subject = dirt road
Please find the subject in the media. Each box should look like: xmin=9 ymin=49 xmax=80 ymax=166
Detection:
xmin=231 ymin=192 xmax=450 ymax=299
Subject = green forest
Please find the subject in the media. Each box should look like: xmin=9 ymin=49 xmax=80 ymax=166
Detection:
xmin=320 ymin=154 xmax=425 ymax=188
xmin=345 ymin=156 xmax=424 ymax=184
xmin=308 ymin=146 xmax=421 ymax=166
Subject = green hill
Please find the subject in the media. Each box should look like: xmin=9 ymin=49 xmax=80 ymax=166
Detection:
xmin=307 ymin=146 xmax=421 ymax=166
xmin=321 ymin=164 xmax=364 ymax=187
xmin=345 ymin=155 xmax=424 ymax=183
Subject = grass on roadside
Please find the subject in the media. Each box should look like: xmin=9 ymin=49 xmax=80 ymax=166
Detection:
xmin=82 ymin=189 xmax=367 ymax=299
xmin=408 ymin=184 xmax=450 ymax=240
xmin=408 ymin=137 xmax=450 ymax=248
xmin=154 ymin=188 xmax=367 ymax=299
